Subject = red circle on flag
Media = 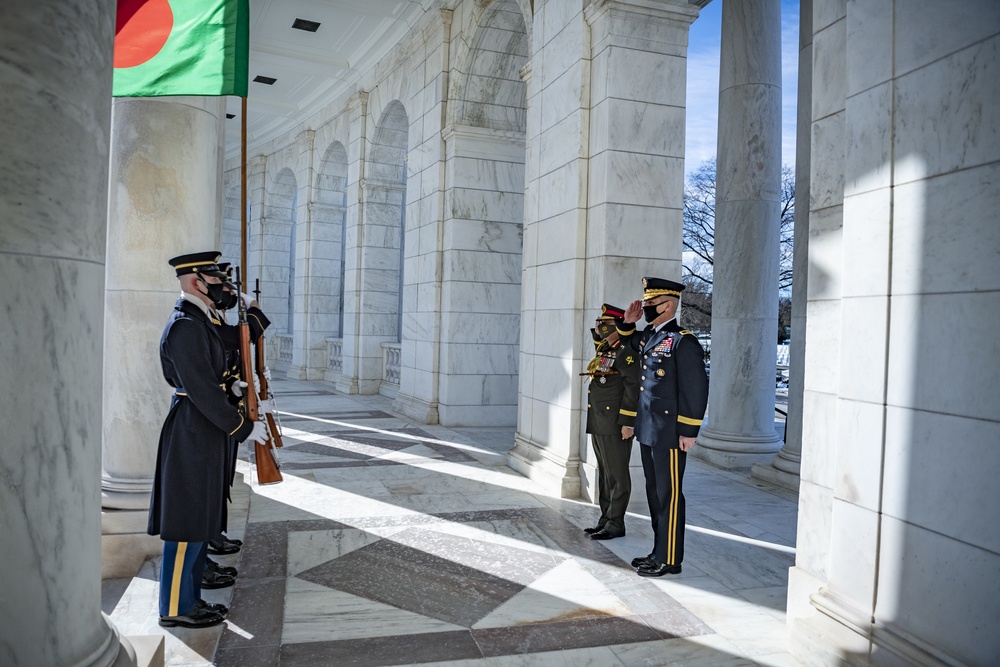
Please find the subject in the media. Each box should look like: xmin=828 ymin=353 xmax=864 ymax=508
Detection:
xmin=114 ymin=0 xmax=174 ymax=69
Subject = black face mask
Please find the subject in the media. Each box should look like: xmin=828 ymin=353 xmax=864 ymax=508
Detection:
xmin=218 ymin=290 xmax=239 ymax=311
xmin=199 ymin=276 xmax=228 ymax=309
xmin=643 ymin=304 xmax=662 ymax=323
xmin=590 ymin=328 xmax=602 ymax=343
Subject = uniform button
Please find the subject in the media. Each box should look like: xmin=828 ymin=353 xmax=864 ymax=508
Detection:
xmin=644 ymin=355 xmax=648 ymax=359
xmin=643 ymin=365 xmax=647 ymax=369
xmin=640 ymin=387 xmax=644 ymax=391
xmin=641 ymin=376 xmax=646 ymax=380
xmin=605 ymin=406 xmax=610 ymax=410
xmin=587 ymin=404 xmax=591 ymax=408
xmin=664 ymin=410 xmax=670 ymax=414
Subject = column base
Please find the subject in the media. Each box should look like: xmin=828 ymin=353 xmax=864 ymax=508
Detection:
xmin=507 ymin=434 xmax=580 ymax=498
xmin=750 ymin=461 xmax=801 ymax=492
xmin=692 ymin=426 xmax=784 ymax=469
xmin=287 ymin=364 xmax=308 ymax=380
xmin=335 ymin=375 xmax=359 ymax=395
xmin=393 ymin=392 xmax=440 ymax=424
xmin=101 ymin=509 xmax=160 ymax=579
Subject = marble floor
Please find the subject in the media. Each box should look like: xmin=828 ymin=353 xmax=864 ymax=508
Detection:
xmin=103 ymin=378 xmax=804 ymax=666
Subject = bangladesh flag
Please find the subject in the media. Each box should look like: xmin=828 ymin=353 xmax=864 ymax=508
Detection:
xmin=113 ymin=0 xmax=250 ymax=97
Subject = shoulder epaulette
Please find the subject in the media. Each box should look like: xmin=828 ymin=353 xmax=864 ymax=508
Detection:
xmin=679 ymin=329 xmax=694 ymax=336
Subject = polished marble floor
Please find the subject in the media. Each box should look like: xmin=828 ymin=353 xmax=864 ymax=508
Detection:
xmin=103 ymin=378 xmax=803 ymax=666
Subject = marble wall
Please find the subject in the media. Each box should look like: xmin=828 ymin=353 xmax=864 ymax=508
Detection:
xmin=789 ymin=1 xmax=1000 ymax=664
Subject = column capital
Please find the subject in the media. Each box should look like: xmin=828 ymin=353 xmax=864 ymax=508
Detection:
xmin=585 ymin=0 xmax=700 ymax=47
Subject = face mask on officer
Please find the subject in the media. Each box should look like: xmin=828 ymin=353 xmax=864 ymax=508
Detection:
xmin=643 ymin=303 xmax=662 ymax=323
xmin=218 ymin=289 xmax=240 ymax=311
xmin=199 ymin=276 xmax=228 ymax=309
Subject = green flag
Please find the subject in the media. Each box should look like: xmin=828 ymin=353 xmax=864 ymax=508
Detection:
xmin=113 ymin=0 xmax=249 ymax=97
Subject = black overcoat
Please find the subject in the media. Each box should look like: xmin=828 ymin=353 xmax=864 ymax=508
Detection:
xmin=147 ymin=299 xmax=255 ymax=542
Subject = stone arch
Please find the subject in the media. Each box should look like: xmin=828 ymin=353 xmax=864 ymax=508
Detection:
xmin=314 ymin=141 xmax=349 ymax=338
xmin=261 ymin=166 xmax=297 ymax=338
xmin=367 ymin=100 xmax=409 ymax=350
xmin=452 ymin=0 xmax=531 ymax=132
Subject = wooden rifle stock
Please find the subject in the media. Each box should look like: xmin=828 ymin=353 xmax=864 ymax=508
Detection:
xmin=255 ymin=333 xmax=283 ymax=448
xmin=236 ymin=268 xmax=282 ymax=485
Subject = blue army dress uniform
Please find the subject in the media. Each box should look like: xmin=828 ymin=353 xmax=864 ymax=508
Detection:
xmin=617 ymin=277 xmax=708 ymax=575
xmin=583 ymin=304 xmax=640 ymax=539
xmin=148 ymin=252 xmax=259 ymax=628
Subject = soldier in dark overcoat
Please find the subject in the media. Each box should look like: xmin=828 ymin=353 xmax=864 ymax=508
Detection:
xmin=148 ymin=251 xmax=269 ymax=628
xmin=583 ymin=304 xmax=640 ymax=540
xmin=617 ymin=277 xmax=708 ymax=577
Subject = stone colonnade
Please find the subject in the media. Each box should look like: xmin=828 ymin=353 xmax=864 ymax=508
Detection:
xmin=787 ymin=1 xmax=1000 ymax=664
xmin=0 ymin=1 xmax=137 ymax=665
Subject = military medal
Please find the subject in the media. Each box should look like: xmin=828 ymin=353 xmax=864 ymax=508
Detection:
xmin=599 ymin=376 xmax=606 ymax=384
xmin=656 ymin=369 xmax=666 ymax=377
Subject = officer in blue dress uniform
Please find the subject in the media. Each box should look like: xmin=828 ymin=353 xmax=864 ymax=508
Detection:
xmin=148 ymin=252 xmax=270 ymax=628
xmin=582 ymin=304 xmax=640 ymax=540
xmin=617 ymin=277 xmax=709 ymax=577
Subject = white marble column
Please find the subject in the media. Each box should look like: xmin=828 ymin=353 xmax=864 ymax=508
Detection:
xmin=695 ymin=0 xmax=784 ymax=469
xmin=510 ymin=0 xmax=699 ymax=496
xmin=752 ymin=0 xmax=812 ymax=490
xmin=337 ymin=92 xmax=371 ymax=395
xmin=101 ymin=97 xmax=227 ymax=577
xmin=1 ymin=1 xmax=136 ymax=665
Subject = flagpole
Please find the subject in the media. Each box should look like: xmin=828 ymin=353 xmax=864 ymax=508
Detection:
xmin=240 ymin=95 xmax=248 ymax=279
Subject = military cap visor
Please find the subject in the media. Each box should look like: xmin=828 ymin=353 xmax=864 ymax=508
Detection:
xmin=641 ymin=276 xmax=684 ymax=302
xmin=169 ymin=251 xmax=227 ymax=278
xmin=596 ymin=303 xmax=626 ymax=320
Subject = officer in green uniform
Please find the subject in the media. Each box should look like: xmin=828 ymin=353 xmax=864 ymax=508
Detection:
xmin=618 ymin=278 xmax=708 ymax=576
xmin=582 ymin=304 xmax=640 ymax=540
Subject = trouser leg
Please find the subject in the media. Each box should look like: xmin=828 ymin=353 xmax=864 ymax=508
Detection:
xmin=648 ymin=446 xmax=686 ymax=565
xmin=159 ymin=540 xmax=205 ymax=617
xmin=596 ymin=434 xmax=633 ymax=533
xmin=591 ymin=435 xmax=611 ymax=528
xmin=640 ymin=443 xmax=659 ymax=539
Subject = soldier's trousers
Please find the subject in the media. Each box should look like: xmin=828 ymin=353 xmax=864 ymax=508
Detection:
xmin=591 ymin=434 xmax=633 ymax=533
xmin=640 ymin=444 xmax=686 ymax=565
xmin=159 ymin=540 xmax=207 ymax=617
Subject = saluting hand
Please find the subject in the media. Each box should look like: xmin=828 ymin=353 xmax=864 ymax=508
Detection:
xmin=624 ymin=300 xmax=643 ymax=323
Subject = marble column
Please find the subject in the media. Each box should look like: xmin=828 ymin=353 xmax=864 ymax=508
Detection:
xmin=752 ymin=0 xmax=812 ymax=490
xmin=1 ymin=1 xmax=136 ymax=665
xmin=694 ymin=0 xmax=784 ymax=469
xmin=510 ymin=0 xmax=699 ymax=496
xmin=102 ymin=96 xmax=228 ymax=577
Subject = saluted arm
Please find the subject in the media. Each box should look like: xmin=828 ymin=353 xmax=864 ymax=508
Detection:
xmin=675 ymin=335 xmax=709 ymax=438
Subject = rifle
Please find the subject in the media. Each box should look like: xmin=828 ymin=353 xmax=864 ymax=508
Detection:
xmin=235 ymin=267 xmax=282 ymax=485
xmin=254 ymin=278 xmax=283 ymax=449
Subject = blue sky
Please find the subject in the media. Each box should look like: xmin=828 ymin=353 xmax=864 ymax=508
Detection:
xmin=684 ymin=0 xmax=800 ymax=173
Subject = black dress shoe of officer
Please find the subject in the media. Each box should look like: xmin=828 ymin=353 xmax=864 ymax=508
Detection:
xmin=206 ymin=557 xmax=238 ymax=577
xmin=583 ymin=526 xmax=604 ymax=535
xmin=221 ymin=535 xmax=243 ymax=547
xmin=201 ymin=569 xmax=236 ymax=589
xmin=207 ymin=536 xmax=241 ymax=555
xmin=590 ymin=528 xmax=625 ymax=540
xmin=631 ymin=554 xmax=655 ymax=568
xmin=196 ymin=599 xmax=229 ymax=617
xmin=158 ymin=607 xmax=225 ymax=628
xmin=637 ymin=560 xmax=682 ymax=577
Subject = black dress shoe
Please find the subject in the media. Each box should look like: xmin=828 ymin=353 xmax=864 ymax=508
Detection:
xmin=590 ymin=528 xmax=625 ymax=540
xmin=636 ymin=560 xmax=682 ymax=577
xmin=583 ymin=526 xmax=604 ymax=535
xmin=221 ymin=535 xmax=243 ymax=547
xmin=158 ymin=607 xmax=225 ymax=628
xmin=630 ymin=554 xmax=655 ymax=568
xmin=201 ymin=569 xmax=236 ymax=589
xmin=207 ymin=536 xmax=240 ymax=555
xmin=196 ymin=598 xmax=229 ymax=617
xmin=206 ymin=557 xmax=238 ymax=577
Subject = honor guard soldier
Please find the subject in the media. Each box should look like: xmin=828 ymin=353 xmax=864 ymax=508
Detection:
xmin=618 ymin=277 xmax=709 ymax=576
xmin=582 ymin=304 xmax=640 ymax=540
xmin=147 ymin=251 xmax=270 ymax=628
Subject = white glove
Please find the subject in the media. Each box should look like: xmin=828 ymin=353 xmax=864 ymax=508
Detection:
xmin=263 ymin=367 xmax=272 ymax=381
xmin=231 ymin=380 xmax=248 ymax=397
xmin=241 ymin=292 xmax=254 ymax=309
xmin=241 ymin=421 xmax=269 ymax=445
xmin=258 ymin=399 xmax=274 ymax=414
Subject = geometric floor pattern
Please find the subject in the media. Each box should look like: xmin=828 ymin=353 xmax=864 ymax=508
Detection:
xmin=103 ymin=378 xmax=803 ymax=666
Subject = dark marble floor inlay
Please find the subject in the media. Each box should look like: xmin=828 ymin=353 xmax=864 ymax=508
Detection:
xmin=297 ymin=527 xmax=564 ymax=628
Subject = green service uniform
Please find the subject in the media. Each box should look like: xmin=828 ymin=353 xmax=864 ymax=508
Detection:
xmin=584 ymin=342 xmax=640 ymax=535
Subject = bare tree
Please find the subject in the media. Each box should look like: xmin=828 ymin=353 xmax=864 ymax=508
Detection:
xmin=682 ymin=158 xmax=795 ymax=292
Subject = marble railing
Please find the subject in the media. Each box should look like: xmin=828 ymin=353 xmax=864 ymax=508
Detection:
xmin=326 ymin=337 xmax=343 ymax=373
xmin=381 ymin=342 xmax=401 ymax=386
xmin=275 ymin=334 xmax=293 ymax=363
